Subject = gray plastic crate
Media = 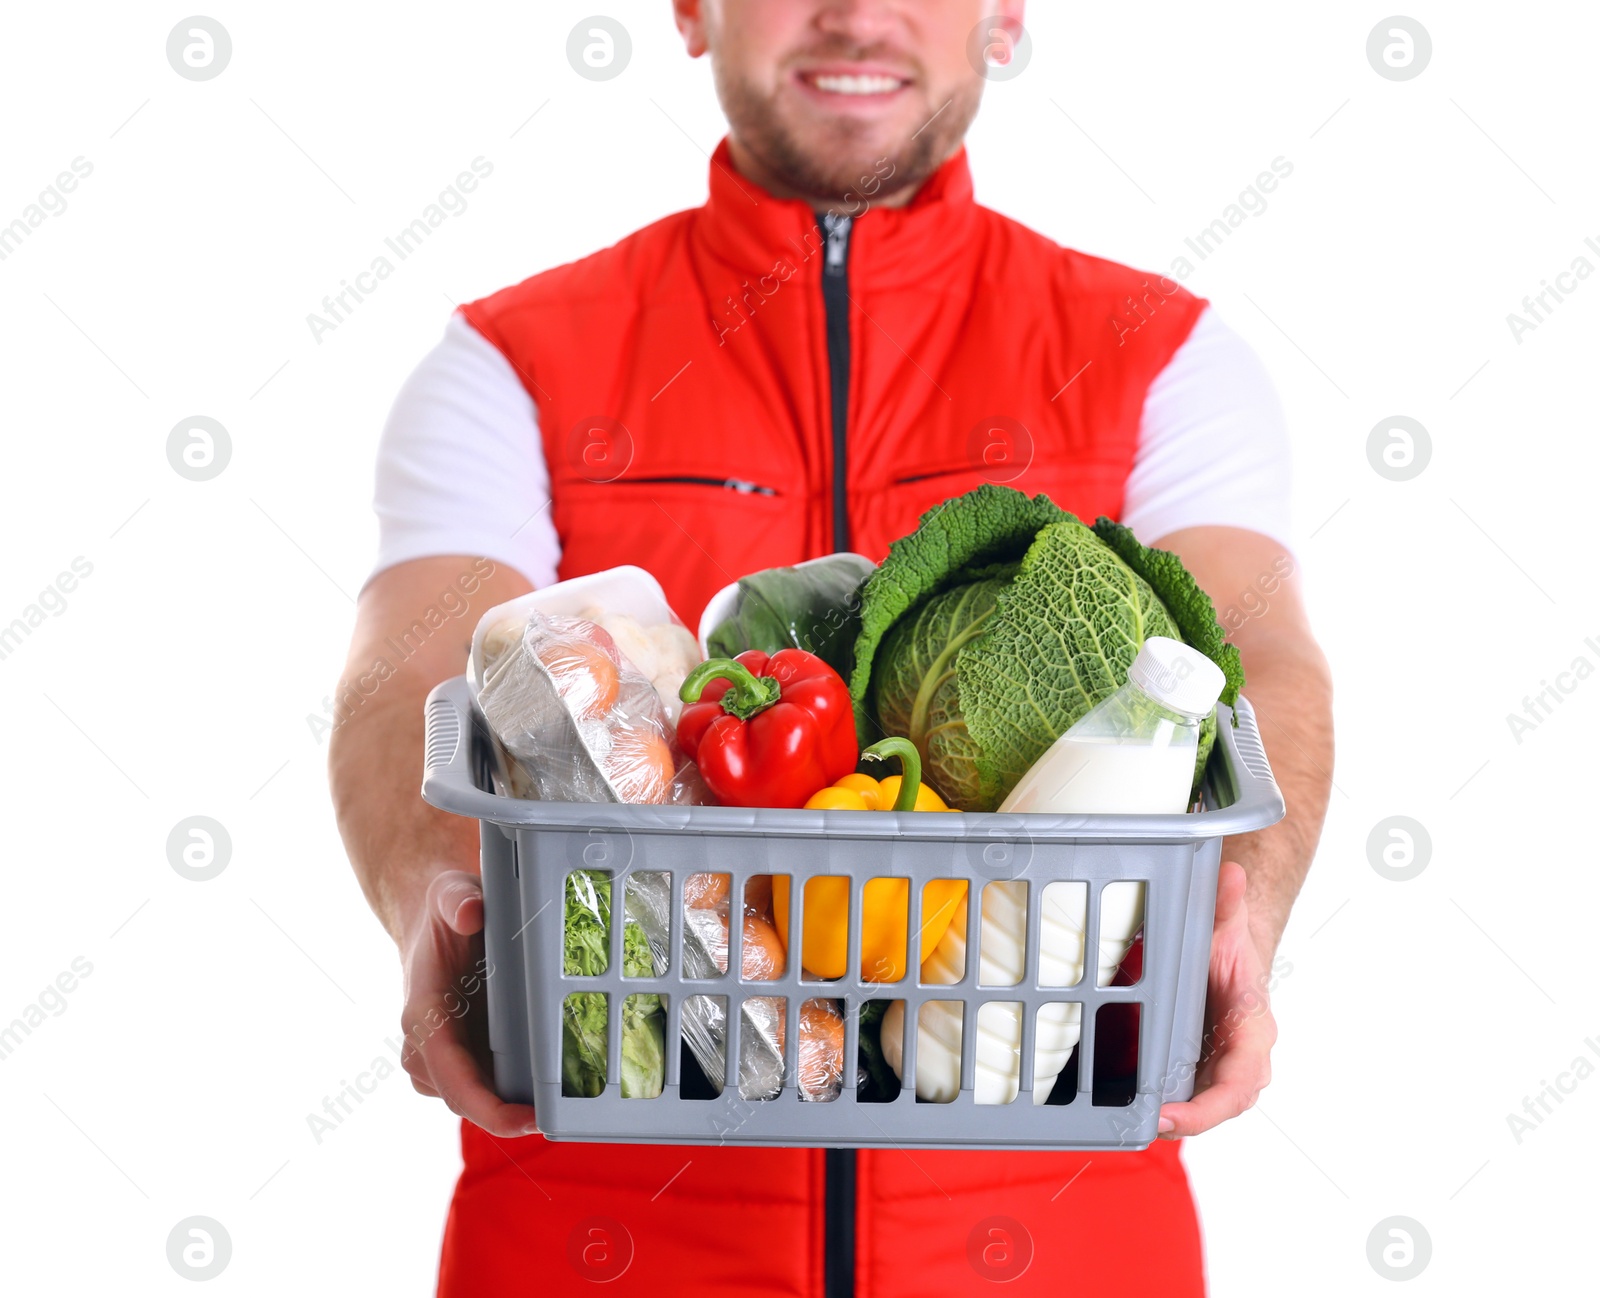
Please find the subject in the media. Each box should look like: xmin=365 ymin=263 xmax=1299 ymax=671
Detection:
xmin=421 ymin=673 xmax=1283 ymax=1151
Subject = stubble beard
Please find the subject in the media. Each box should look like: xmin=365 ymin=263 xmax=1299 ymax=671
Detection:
xmin=715 ymin=68 xmax=981 ymax=206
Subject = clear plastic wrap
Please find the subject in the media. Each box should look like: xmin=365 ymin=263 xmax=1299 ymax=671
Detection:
xmin=577 ymin=607 xmax=701 ymax=725
xmin=793 ymin=999 xmax=845 ymax=1103
xmin=471 ymin=607 xmax=706 ymax=805
xmin=677 ymin=875 xmax=843 ymax=1102
xmin=561 ymin=869 xmax=666 ymax=1099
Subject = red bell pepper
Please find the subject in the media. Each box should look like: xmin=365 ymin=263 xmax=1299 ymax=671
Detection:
xmin=677 ymin=649 xmax=858 ymax=808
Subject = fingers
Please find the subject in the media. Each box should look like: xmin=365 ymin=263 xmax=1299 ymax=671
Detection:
xmin=427 ymin=870 xmax=485 ymax=937
xmin=399 ymin=979 xmax=539 ymax=1137
xmin=1152 ymin=862 xmax=1273 ymax=1141
xmin=1158 ymin=1009 xmax=1275 ymax=1138
xmin=1158 ymin=1076 xmax=1262 ymax=1139
xmin=412 ymin=1016 xmax=539 ymax=1137
xmin=399 ymin=874 xmax=532 ymax=1136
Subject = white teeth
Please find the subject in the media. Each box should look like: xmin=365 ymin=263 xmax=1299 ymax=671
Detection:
xmin=811 ymin=73 xmax=903 ymax=96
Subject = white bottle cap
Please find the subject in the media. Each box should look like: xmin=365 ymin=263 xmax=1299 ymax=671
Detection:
xmin=1127 ymin=636 xmax=1225 ymax=719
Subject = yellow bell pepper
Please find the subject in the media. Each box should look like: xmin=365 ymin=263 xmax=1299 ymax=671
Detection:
xmin=804 ymin=773 xmax=950 ymax=812
xmin=802 ymin=736 xmax=952 ymax=813
xmin=774 ymin=738 xmax=966 ymax=981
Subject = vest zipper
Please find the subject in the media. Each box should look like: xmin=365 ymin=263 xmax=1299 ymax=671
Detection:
xmin=820 ymin=213 xmax=853 ymax=552
xmin=610 ymin=475 xmax=777 ymax=495
xmin=820 ymin=214 xmax=858 ymax=1296
xmin=824 ymin=1146 xmax=856 ymax=1298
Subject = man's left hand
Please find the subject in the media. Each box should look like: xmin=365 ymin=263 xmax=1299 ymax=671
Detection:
xmin=1157 ymin=860 xmax=1276 ymax=1138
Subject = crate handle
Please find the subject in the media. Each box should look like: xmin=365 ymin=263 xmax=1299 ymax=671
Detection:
xmin=422 ymin=676 xmax=507 ymax=822
xmin=1200 ymin=696 xmax=1286 ymax=837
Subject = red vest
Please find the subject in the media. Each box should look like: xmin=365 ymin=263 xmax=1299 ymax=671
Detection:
xmin=461 ymin=141 xmax=1205 ymax=625
xmin=446 ymin=142 xmax=1208 ymax=1297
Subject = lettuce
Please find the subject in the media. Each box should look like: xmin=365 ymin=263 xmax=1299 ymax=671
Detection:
xmin=852 ymin=486 xmax=1242 ymax=812
xmin=562 ymin=870 xmax=664 ymax=1099
xmin=620 ymin=925 xmax=664 ymax=1101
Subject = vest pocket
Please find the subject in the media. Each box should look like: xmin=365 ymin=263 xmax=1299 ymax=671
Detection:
xmin=607 ymin=475 xmax=779 ymax=496
xmin=553 ymin=478 xmax=804 ymax=626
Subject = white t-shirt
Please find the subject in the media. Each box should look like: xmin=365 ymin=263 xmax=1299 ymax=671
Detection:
xmin=369 ymin=306 xmax=1291 ymax=590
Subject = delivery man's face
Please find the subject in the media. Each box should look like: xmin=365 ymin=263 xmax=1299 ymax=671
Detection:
xmin=675 ymin=0 xmax=1026 ymax=205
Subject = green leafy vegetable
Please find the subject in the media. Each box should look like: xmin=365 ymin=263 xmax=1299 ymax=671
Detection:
xmin=619 ymin=923 xmax=664 ymax=1100
xmin=562 ymin=871 xmax=610 ymax=1099
xmin=852 ymin=487 xmax=1242 ymax=811
xmin=1091 ymin=517 xmax=1242 ymax=708
xmin=958 ymin=520 xmax=1185 ymax=809
xmin=620 ymin=993 xmax=665 ymax=1100
xmin=855 ymin=1000 xmax=900 ymax=1103
xmin=562 ymin=870 xmax=665 ymax=1099
xmin=871 ymin=576 xmax=1011 ymax=810
xmin=849 ymin=484 xmax=1069 ymax=743
xmin=564 ymin=871 xmax=610 ymax=976
xmin=706 ymin=554 xmax=875 ymax=682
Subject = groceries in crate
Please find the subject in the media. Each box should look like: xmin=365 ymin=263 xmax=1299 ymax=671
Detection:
xmin=562 ymin=869 xmax=666 ymax=1099
xmin=881 ymin=880 xmax=1145 ymax=1105
xmin=466 ymin=486 xmax=1241 ymax=819
xmin=464 ymin=484 xmax=1245 ymax=1104
xmin=772 ymin=871 xmax=967 ymax=985
xmin=773 ymin=740 xmax=965 ymax=983
xmin=701 ymin=552 xmax=875 ymax=683
xmin=581 ymin=609 xmax=702 ymax=724
xmin=803 ymin=736 xmax=952 ymax=812
xmin=469 ymin=568 xmax=706 ymax=805
xmin=676 ymin=650 xmax=860 ymax=809
xmin=679 ymin=872 xmax=845 ymax=1102
xmin=849 ymin=483 xmax=1242 ymax=811
xmin=1000 ymin=637 xmax=1226 ymax=815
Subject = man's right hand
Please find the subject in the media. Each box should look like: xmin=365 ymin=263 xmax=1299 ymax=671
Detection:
xmin=399 ymin=870 xmax=541 ymax=1138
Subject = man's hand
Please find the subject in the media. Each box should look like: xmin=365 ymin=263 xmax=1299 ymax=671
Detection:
xmin=1157 ymin=861 xmax=1276 ymax=1138
xmin=1144 ymin=526 xmax=1332 ymax=1137
xmin=398 ymin=870 xmax=540 ymax=1138
xmin=329 ymin=556 xmax=537 ymax=1136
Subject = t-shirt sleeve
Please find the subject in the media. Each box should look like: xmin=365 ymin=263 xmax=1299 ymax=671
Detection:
xmin=367 ymin=313 xmax=562 ymax=590
xmin=1119 ymin=306 xmax=1294 ymax=550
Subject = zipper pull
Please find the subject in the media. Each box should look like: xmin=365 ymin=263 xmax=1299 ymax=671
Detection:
xmin=823 ymin=213 xmax=852 ymax=276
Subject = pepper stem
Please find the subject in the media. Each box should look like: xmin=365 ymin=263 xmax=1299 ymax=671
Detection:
xmin=679 ymin=657 xmax=783 ymax=721
xmin=863 ymin=737 xmax=924 ymax=812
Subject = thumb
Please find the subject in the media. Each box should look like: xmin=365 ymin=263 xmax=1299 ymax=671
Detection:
xmin=1214 ymin=860 xmax=1248 ymax=927
xmin=428 ymin=870 xmax=485 ymax=936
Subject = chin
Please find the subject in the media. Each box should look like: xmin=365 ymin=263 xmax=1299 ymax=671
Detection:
xmin=780 ymin=106 xmax=916 ymax=175
xmin=719 ymin=68 xmax=968 ymax=204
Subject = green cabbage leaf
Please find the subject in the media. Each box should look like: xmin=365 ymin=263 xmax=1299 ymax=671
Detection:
xmin=852 ymin=487 xmax=1242 ymax=812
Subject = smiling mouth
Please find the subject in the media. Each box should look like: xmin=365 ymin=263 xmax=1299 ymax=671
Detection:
xmin=799 ymin=71 xmax=911 ymax=97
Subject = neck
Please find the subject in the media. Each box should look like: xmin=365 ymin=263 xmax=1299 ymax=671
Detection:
xmin=726 ymin=134 xmax=926 ymax=215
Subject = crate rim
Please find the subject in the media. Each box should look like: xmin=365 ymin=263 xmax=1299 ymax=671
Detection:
xmin=422 ymin=675 xmax=1284 ymax=844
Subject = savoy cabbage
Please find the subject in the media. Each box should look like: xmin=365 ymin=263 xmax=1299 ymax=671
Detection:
xmin=852 ymin=486 xmax=1242 ymax=812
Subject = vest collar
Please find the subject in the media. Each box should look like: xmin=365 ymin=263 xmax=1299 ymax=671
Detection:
xmin=695 ymin=136 xmax=979 ymax=290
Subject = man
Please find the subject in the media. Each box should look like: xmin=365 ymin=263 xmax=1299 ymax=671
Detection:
xmin=330 ymin=1 xmax=1333 ymax=1293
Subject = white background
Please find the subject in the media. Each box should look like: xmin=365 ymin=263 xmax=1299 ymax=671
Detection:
xmin=1 ymin=1 xmax=1596 ymax=1293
